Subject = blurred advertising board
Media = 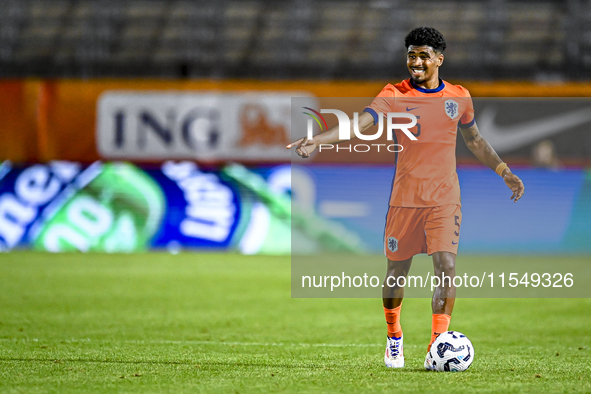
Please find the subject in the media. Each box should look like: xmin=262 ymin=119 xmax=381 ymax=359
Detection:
xmin=0 ymin=161 xmax=238 ymax=253
xmin=96 ymin=91 xmax=315 ymax=162
xmin=97 ymin=93 xmax=591 ymax=164
xmin=0 ymin=160 xmax=589 ymax=255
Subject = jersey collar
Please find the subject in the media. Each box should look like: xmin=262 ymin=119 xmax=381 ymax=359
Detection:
xmin=410 ymin=78 xmax=445 ymax=93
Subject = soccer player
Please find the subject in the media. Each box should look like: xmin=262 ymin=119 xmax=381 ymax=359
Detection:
xmin=287 ymin=27 xmax=525 ymax=369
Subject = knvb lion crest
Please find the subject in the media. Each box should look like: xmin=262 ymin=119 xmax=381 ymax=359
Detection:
xmin=387 ymin=237 xmax=398 ymax=253
xmin=444 ymin=99 xmax=459 ymax=119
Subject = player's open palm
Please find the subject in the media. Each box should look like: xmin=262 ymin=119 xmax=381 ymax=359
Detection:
xmin=504 ymin=172 xmax=525 ymax=202
xmin=286 ymin=137 xmax=318 ymax=158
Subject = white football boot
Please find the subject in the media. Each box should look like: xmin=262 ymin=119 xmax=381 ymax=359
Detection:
xmin=384 ymin=335 xmax=404 ymax=368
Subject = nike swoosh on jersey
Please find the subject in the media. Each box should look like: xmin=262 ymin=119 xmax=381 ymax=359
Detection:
xmin=452 ymin=241 xmax=458 ymax=245
xmin=406 ymin=106 xmax=419 ymax=111
xmin=478 ymin=106 xmax=591 ymax=153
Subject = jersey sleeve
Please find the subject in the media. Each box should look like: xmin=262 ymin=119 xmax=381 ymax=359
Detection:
xmin=458 ymin=86 xmax=475 ymax=128
xmin=364 ymin=84 xmax=397 ymax=125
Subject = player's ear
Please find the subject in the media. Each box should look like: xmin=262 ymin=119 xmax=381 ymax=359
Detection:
xmin=437 ymin=53 xmax=444 ymax=67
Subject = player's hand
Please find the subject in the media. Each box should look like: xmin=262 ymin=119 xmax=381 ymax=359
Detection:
xmin=503 ymin=172 xmax=525 ymax=202
xmin=286 ymin=137 xmax=318 ymax=158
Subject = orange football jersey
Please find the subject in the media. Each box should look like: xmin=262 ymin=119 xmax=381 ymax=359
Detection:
xmin=365 ymin=78 xmax=475 ymax=207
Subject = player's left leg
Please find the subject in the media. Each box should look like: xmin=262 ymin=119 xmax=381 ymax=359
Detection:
xmin=424 ymin=251 xmax=456 ymax=370
xmin=423 ymin=205 xmax=461 ymax=370
xmin=430 ymin=251 xmax=456 ymax=345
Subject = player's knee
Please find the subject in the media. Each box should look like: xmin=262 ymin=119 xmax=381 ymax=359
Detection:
xmin=433 ymin=254 xmax=456 ymax=275
xmin=387 ymin=259 xmax=411 ymax=276
xmin=386 ymin=268 xmax=409 ymax=281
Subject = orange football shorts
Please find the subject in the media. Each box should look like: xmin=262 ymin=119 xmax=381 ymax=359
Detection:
xmin=383 ymin=204 xmax=462 ymax=261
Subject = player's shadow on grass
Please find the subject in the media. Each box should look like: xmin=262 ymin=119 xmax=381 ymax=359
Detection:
xmin=383 ymin=367 xmax=431 ymax=373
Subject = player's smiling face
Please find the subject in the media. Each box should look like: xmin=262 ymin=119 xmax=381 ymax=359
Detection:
xmin=407 ymin=45 xmax=444 ymax=86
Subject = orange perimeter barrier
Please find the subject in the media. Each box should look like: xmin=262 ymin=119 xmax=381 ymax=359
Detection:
xmin=0 ymin=79 xmax=590 ymax=163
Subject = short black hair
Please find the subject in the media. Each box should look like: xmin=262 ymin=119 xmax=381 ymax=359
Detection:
xmin=405 ymin=27 xmax=446 ymax=53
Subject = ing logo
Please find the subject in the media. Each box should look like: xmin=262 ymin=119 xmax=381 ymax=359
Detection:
xmin=240 ymin=104 xmax=288 ymax=146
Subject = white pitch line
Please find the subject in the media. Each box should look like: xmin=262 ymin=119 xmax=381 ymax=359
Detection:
xmin=0 ymin=338 xmax=387 ymax=348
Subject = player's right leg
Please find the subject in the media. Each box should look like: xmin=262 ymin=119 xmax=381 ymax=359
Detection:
xmin=383 ymin=257 xmax=412 ymax=368
xmin=382 ymin=206 xmax=426 ymax=368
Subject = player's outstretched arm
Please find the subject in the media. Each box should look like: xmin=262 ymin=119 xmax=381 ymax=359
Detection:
xmin=460 ymin=123 xmax=525 ymax=202
xmin=286 ymin=111 xmax=375 ymax=158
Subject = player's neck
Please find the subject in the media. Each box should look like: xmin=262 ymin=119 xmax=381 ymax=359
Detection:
xmin=411 ymin=77 xmax=441 ymax=90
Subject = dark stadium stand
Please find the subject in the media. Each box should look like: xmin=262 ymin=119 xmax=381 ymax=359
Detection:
xmin=0 ymin=0 xmax=589 ymax=80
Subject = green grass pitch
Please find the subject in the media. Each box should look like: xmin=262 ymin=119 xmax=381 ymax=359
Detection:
xmin=0 ymin=252 xmax=589 ymax=393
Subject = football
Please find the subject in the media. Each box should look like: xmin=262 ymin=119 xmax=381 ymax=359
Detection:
xmin=429 ymin=331 xmax=474 ymax=372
